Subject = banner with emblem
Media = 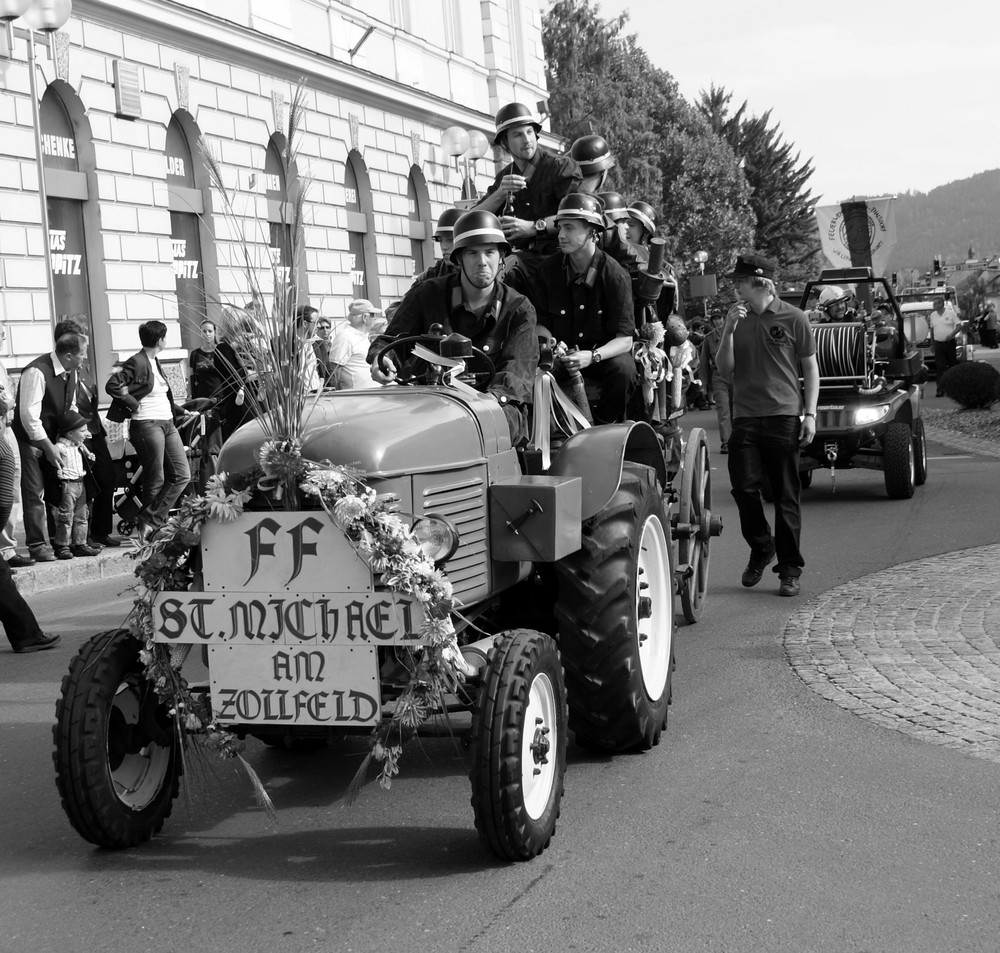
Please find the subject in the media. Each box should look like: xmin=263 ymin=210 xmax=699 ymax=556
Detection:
xmin=815 ymin=197 xmax=897 ymax=276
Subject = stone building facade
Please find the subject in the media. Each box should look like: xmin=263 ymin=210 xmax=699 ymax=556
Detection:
xmin=0 ymin=0 xmax=553 ymax=390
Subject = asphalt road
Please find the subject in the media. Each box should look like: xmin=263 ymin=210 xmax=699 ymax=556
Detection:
xmin=2 ymin=398 xmax=999 ymax=953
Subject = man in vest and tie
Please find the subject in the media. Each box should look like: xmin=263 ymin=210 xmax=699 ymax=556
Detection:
xmin=13 ymin=331 xmax=87 ymax=561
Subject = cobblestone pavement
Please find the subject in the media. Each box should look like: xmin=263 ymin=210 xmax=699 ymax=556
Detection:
xmin=784 ymin=545 xmax=1000 ymax=764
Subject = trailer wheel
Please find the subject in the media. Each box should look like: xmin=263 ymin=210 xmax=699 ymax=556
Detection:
xmin=913 ymin=418 xmax=928 ymax=486
xmin=470 ymin=629 xmax=567 ymax=861
xmin=884 ymin=422 xmax=916 ymax=499
xmin=555 ymin=463 xmax=674 ymax=752
xmin=53 ymin=629 xmax=181 ymax=848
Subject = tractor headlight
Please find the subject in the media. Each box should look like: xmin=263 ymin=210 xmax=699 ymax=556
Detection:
xmin=412 ymin=514 xmax=460 ymax=563
xmin=853 ymin=404 xmax=890 ymax=426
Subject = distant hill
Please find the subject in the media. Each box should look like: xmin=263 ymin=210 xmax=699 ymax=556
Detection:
xmin=876 ymin=169 xmax=1000 ymax=274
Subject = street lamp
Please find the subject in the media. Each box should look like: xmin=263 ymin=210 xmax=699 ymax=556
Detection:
xmin=2 ymin=0 xmax=74 ymax=326
xmin=690 ymin=250 xmax=715 ymax=320
xmin=440 ymin=126 xmax=490 ymax=203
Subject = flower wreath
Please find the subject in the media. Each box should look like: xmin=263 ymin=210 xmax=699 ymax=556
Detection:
xmin=126 ymin=438 xmax=468 ymax=810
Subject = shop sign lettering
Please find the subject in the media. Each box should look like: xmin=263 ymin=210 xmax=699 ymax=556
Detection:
xmin=166 ymin=155 xmax=185 ymax=177
xmin=41 ymin=134 xmax=75 ymax=159
xmin=171 ymin=238 xmax=199 ymax=280
xmin=48 ymin=229 xmax=81 ymax=275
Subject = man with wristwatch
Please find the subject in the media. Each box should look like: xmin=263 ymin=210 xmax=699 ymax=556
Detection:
xmin=526 ymin=193 xmax=636 ymax=424
xmin=473 ymin=102 xmax=582 ymax=289
xmin=715 ymin=253 xmax=819 ymax=598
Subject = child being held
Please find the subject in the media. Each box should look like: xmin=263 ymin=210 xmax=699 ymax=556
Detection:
xmin=53 ymin=411 xmax=99 ymax=559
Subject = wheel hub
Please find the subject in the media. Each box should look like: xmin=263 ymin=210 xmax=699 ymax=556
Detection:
xmin=530 ymin=720 xmax=551 ymax=770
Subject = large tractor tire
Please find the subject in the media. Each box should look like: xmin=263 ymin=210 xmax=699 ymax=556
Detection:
xmin=883 ymin=421 xmax=916 ymax=499
xmin=913 ymin=417 xmax=928 ymax=486
xmin=554 ymin=463 xmax=675 ymax=753
xmin=470 ymin=629 xmax=567 ymax=861
xmin=53 ymin=629 xmax=182 ymax=848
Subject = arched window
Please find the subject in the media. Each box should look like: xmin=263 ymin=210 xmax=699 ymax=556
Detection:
xmin=165 ymin=112 xmax=209 ymax=350
xmin=263 ymin=133 xmax=308 ymax=305
xmin=406 ymin=165 xmax=433 ymax=279
xmin=344 ymin=150 xmax=379 ymax=301
xmin=39 ymin=82 xmax=110 ymax=381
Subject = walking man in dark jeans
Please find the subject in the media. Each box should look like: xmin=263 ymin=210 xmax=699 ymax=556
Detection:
xmin=715 ymin=254 xmax=819 ymax=597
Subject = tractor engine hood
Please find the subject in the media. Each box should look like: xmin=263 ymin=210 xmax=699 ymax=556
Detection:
xmin=217 ymin=387 xmax=510 ymax=477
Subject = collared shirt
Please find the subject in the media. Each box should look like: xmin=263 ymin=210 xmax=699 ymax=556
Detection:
xmin=327 ymin=324 xmax=372 ymax=389
xmin=56 ymin=437 xmax=87 ymax=479
xmin=928 ymin=307 xmax=960 ymax=341
xmin=529 ymin=247 xmax=635 ymax=348
xmin=369 ymin=273 xmax=538 ymax=405
xmin=19 ymin=350 xmax=67 ymax=442
xmin=730 ymin=295 xmax=816 ymax=418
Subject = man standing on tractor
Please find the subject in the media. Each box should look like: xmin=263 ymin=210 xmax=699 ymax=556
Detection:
xmin=523 ymin=193 xmax=637 ymax=424
xmin=369 ymin=210 xmax=538 ymax=446
xmin=715 ymin=254 xmax=819 ymax=598
xmin=473 ymin=102 xmax=581 ymax=289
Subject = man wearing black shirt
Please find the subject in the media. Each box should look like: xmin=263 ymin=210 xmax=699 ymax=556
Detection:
xmin=370 ymin=211 xmax=538 ymax=445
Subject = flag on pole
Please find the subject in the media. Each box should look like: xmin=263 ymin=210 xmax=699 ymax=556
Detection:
xmin=814 ymin=197 xmax=897 ymax=276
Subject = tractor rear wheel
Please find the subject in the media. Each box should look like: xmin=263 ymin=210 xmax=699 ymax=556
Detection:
xmin=676 ymin=428 xmax=712 ymax=623
xmin=554 ymin=463 xmax=674 ymax=752
xmin=884 ymin=421 xmax=916 ymax=499
xmin=53 ymin=629 xmax=181 ymax=848
xmin=470 ymin=629 xmax=567 ymax=861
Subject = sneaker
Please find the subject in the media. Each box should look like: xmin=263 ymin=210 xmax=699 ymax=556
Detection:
xmin=779 ymin=576 xmax=801 ymax=597
xmin=29 ymin=547 xmax=56 ymax=563
xmin=6 ymin=554 xmax=36 ymax=568
xmin=13 ymin=633 xmax=61 ymax=654
xmin=55 ymin=548 xmax=74 ymax=560
xmin=71 ymin=544 xmax=101 ymax=557
xmin=741 ymin=550 xmax=775 ymax=588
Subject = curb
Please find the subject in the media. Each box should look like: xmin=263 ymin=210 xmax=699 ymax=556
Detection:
xmin=11 ymin=548 xmax=135 ymax=596
xmin=923 ymin=422 xmax=1000 ymax=459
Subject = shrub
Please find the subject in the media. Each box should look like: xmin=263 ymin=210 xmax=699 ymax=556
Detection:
xmin=940 ymin=361 xmax=1000 ymax=409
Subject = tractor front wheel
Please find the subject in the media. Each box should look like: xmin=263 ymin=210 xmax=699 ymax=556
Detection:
xmin=470 ymin=629 xmax=567 ymax=861
xmin=53 ymin=629 xmax=182 ymax=848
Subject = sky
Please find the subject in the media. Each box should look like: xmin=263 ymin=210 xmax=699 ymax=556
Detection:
xmin=592 ymin=0 xmax=1000 ymax=205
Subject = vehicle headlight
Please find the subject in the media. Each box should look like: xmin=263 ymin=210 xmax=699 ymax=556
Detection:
xmin=412 ymin=514 xmax=460 ymax=563
xmin=853 ymin=405 xmax=890 ymax=426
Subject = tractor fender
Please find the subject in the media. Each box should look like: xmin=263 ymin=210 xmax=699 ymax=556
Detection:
xmin=548 ymin=421 xmax=667 ymax=521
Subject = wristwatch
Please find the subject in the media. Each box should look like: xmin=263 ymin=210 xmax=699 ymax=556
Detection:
xmin=534 ymin=218 xmax=547 ymax=236
xmin=591 ymin=350 xmax=603 ymax=364
xmin=804 ymin=411 xmax=815 ymax=417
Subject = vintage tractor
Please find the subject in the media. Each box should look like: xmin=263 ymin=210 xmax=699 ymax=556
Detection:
xmin=53 ymin=331 xmax=721 ymax=861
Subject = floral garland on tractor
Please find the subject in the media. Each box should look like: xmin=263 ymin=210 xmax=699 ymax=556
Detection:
xmin=126 ymin=438 xmax=468 ymax=803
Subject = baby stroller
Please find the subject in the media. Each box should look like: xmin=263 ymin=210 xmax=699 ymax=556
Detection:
xmin=113 ymin=398 xmax=218 ymax=537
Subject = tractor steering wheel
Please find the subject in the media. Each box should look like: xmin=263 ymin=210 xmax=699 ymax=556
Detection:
xmin=374 ymin=334 xmax=497 ymax=388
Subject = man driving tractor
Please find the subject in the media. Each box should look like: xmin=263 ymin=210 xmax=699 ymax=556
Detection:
xmin=369 ymin=210 xmax=539 ymax=445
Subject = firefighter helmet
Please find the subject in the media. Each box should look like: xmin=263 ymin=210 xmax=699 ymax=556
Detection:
xmin=818 ymin=285 xmax=850 ymax=310
xmin=596 ymin=191 xmax=630 ymax=223
xmin=493 ymin=102 xmax=542 ymax=145
xmin=449 ymin=210 xmax=511 ymax=261
xmin=570 ymin=134 xmax=616 ymax=177
xmin=554 ymin=193 xmax=605 ymax=229
xmin=626 ymin=201 xmax=657 ymax=237
xmin=433 ymin=207 xmax=464 ymax=240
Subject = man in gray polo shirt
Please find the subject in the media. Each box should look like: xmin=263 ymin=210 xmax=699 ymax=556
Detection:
xmin=716 ymin=254 xmax=819 ymax=597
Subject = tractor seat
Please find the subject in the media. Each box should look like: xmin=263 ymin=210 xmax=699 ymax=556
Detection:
xmin=813 ymin=322 xmax=867 ymax=382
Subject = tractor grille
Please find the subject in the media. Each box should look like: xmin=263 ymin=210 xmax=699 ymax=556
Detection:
xmin=817 ymin=406 xmax=848 ymax=430
xmin=422 ymin=476 xmax=488 ymax=602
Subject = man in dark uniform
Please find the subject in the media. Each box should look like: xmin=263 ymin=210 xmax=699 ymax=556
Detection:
xmin=370 ymin=210 xmax=538 ymax=445
xmin=526 ymin=193 xmax=636 ymax=424
xmin=411 ymin=207 xmax=462 ymax=287
xmin=473 ymin=102 xmax=581 ymax=289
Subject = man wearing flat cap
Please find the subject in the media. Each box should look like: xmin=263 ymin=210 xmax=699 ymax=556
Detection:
xmin=715 ymin=253 xmax=819 ymax=598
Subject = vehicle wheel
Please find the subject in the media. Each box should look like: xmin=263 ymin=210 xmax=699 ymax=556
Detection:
xmin=883 ymin=421 xmax=916 ymax=499
xmin=676 ymin=428 xmax=712 ymax=623
xmin=913 ymin=418 xmax=928 ymax=486
xmin=800 ymin=469 xmax=813 ymax=489
xmin=469 ymin=629 xmax=567 ymax=861
xmin=554 ymin=463 xmax=675 ymax=752
xmin=117 ymin=519 xmax=135 ymax=536
xmin=53 ymin=629 xmax=181 ymax=848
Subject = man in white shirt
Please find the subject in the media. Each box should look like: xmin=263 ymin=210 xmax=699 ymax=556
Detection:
xmin=928 ymin=297 xmax=962 ymax=397
xmin=328 ymin=299 xmax=383 ymax=389
xmin=12 ymin=332 xmax=87 ymax=561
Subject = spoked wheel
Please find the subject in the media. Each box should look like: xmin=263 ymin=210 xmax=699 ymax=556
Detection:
xmin=913 ymin=417 xmax=928 ymax=486
xmin=470 ymin=629 xmax=567 ymax=861
xmin=53 ymin=629 xmax=182 ymax=848
xmin=676 ymin=427 xmax=714 ymax=623
xmin=555 ymin=463 xmax=675 ymax=752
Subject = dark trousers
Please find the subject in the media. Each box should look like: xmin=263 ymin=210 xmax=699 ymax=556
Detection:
xmin=130 ymin=419 xmax=190 ymax=526
xmin=17 ymin=441 xmax=51 ymax=553
xmin=933 ymin=339 xmax=958 ymax=389
xmin=582 ymin=351 xmax=637 ymax=424
xmin=728 ymin=415 xmax=804 ymax=579
xmin=0 ymin=555 xmax=44 ymax=649
xmin=86 ymin=434 xmax=115 ymax=538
